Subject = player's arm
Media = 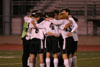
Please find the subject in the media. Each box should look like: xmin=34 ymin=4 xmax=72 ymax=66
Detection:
xmin=31 ymin=20 xmax=37 ymax=28
xmin=52 ymin=20 xmax=64 ymax=26
xmin=64 ymin=20 xmax=72 ymax=29
xmin=66 ymin=32 xmax=72 ymax=37
xmin=46 ymin=32 xmax=58 ymax=37
xmin=70 ymin=18 xmax=78 ymax=33
xmin=67 ymin=18 xmax=78 ymax=37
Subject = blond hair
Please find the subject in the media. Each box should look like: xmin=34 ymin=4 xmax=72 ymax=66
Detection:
xmin=58 ymin=13 xmax=68 ymax=19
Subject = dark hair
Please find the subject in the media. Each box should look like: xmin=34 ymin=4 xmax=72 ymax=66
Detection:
xmin=31 ymin=10 xmax=42 ymax=17
xmin=31 ymin=10 xmax=38 ymax=17
xmin=60 ymin=8 xmax=70 ymax=15
xmin=49 ymin=12 xmax=55 ymax=18
xmin=44 ymin=12 xmax=49 ymax=18
xmin=33 ymin=13 xmax=42 ymax=18
xmin=53 ymin=10 xmax=59 ymax=15
xmin=72 ymin=16 xmax=78 ymax=22
xmin=44 ymin=12 xmax=55 ymax=18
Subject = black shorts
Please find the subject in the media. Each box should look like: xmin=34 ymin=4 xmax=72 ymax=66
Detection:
xmin=29 ymin=38 xmax=44 ymax=54
xmin=46 ymin=36 xmax=59 ymax=54
xmin=71 ymin=41 xmax=78 ymax=54
xmin=58 ymin=35 xmax=64 ymax=50
xmin=22 ymin=38 xmax=31 ymax=53
xmin=62 ymin=37 xmax=74 ymax=54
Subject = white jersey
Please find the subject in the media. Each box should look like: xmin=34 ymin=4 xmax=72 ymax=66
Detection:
xmin=28 ymin=18 xmax=37 ymax=28
xmin=72 ymin=29 xmax=78 ymax=41
xmin=39 ymin=19 xmax=59 ymax=36
xmin=24 ymin=16 xmax=33 ymax=40
xmin=59 ymin=19 xmax=71 ymax=39
xmin=49 ymin=19 xmax=64 ymax=25
xmin=24 ymin=16 xmax=33 ymax=24
xmin=26 ymin=17 xmax=37 ymax=40
xmin=31 ymin=28 xmax=45 ymax=40
xmin=69 ymin=17 xmax=78 ymax=41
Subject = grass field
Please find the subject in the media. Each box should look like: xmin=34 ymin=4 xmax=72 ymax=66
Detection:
xmin=0 ymin=50 xmax=100 ymax=67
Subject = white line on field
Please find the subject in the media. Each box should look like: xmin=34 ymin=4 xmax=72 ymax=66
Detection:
xmin=0 ymin=63 xmax=21 ymax=65
xmin=78 ymin=57 xmax=100 ymax=60
xmin=0 ymin=57 xmax=100 ymax=65
xmin=0 ymin=56 xmax=21 ymax=58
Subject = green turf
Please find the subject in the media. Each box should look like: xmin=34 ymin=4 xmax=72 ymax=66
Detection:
xmin=77 ymin=51 xmax=100 ymax=67
xmin=0 ymin=50 xmax=100 ymax=67
xmin=0 ymin=50 xmax=22 ymax=67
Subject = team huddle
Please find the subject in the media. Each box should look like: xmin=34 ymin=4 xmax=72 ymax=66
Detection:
xmin=21 ymin=8 xmax=78 ymax=67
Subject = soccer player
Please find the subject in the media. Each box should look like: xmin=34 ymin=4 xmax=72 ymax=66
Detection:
xmin=71 ymin=16 xmax=78 ymax=67
xmin=59 ymin=12 xmax=73 ymax=67
xmin=49 ymin=11 xmax=59 ymax=67
xmin=21 ymin=14 xmax=34 ymax=67
xmin=28 ymin=12 xmax=45 ymax=67
xmin=60 ymin=8 xmax=78 ymax=67
xmin=40 ymin=12 xmax=59 ymax=67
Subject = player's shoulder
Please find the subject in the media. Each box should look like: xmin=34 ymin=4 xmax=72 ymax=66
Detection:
xmin=59 ymin=19 xmax=69 ymax=23
xmin=69 ymin=17 xmax=75 ymax=21
xmin=44 ymin=20 xmax=51 ymax=23
xmin=24 ymin=16 xmax=28 ymax=20
xmin=39 ymin=20 xmax=49 ymax=26
xmin=24 ymin=16 xmax=32 ymax=20
xmin=50 ymin=19 xmax=58 ymax=22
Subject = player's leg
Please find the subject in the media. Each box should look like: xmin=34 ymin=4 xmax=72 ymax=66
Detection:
xmin=22 ymin=38 xmax=30 ymax=67
xmin=53 ymin=53 xmax=58 ymax=67
xmin=28 ymin=38 xmax=39 ymax=67
xmin=62 ymin=54 xmax=70 ymax=67
xmin=46 ymin=36 xmax=52 ymax=67
xmin=39 ymin=40 xmax=45 ymax=67
xmin=50 ymin=54 xmax=54 ymax=67
xmin=68 ymin=37 xmax=74 ymax=67
xmin=58 ymin=52 xmax=64 ymax=67
xmin=68 ymin=54 xmax=73 ymax=67
xmin=72 ymin=53 xmax=77 ymax=67
xmin=29 ymin=54 xmax=35 ymax=67
xmin=39 ymin=53 xmax=44 ymax=67
xmin=62 ymin=38 xmax=70 ymax=67
xmin=27 ymin=40 xmax=37 ymax=67
xmin=46 ymin=36 xmax=53 ymax=67
xmin=33 ymin=54 xmax=37 ymax=67
xmin=46 ymin=52 xmax=51 ymax=67
xmin=52 ymin=37 xmax=59 ymax=67
xmin=72 ymin=41 xmax=78 ymax=67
